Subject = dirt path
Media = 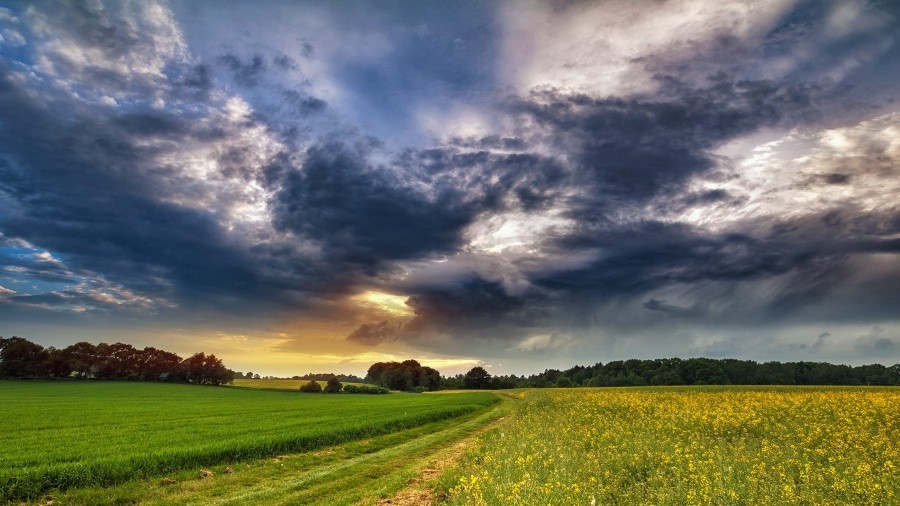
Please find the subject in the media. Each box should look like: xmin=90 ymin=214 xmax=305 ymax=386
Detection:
xmin=376 ymin=416 xmax=506 ymax=506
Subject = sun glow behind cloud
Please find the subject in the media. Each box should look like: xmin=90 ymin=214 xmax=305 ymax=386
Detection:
xmin=353 ymin=291 xmax=413 ymax=317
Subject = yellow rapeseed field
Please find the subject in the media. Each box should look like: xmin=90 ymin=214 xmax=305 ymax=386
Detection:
xmin=446 ymin=387 xmax=900 ymax=505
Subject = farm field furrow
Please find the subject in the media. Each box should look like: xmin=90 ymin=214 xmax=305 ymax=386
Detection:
xmin=444 ymin=386 xmax=900 ymax=506
xmin=0 ymin=381 xmax=499 ymax=502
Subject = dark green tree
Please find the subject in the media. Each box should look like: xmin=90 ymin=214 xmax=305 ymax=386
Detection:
xmin=300 ymin=380 xmax=322 ymax=392
xmin=61 ymin=341 xmax=100 ymax=378
xmin=464 ymin=366 xmax=491 ymax=389
xmin=366 ymin=360 xmax=441 ymax=391
xmin=324 ymin=376 xmax=342 ymax=393
xmin=180 ymin=353 xmax=233 ymax=385
xmin=0 ymin=336 xmax=49 ymax=378
xmin=137 ymin=347 xmax=182 ymax=381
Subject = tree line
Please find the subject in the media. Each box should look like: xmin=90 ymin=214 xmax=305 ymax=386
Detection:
xmin=442 ymin=358 xmax=900 ymax=389
xmin=293 ymin=372 xmax=366 ymax=383
xmin=230 ymin=371 xmax=366 ymax=382
xmin=0 ymin=336 xmax=233 ymax=385
xmin=6 ymin=335 xmax=899 ymax=391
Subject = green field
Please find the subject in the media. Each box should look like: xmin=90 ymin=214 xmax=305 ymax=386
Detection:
xmin=0 ymin=381 xmax=499 ymax=502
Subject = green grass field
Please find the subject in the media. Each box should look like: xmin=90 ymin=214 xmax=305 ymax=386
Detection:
xmin=0 ymin=381 xmax=499 ymax=502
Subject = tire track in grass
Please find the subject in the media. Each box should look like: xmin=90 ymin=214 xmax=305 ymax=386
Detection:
xmin=207 ymin=399 xmax=508 ymax=506
xmin=374 ymin=414 xmax=508 ymax=506
xmin=17 ymin=395 xmax=508 ymax=506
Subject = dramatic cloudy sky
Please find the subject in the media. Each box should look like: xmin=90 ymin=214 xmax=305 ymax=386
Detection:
xmin=2 ymin=0 xmax=899 ymax=376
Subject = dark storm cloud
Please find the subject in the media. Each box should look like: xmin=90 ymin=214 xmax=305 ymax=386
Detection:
xmin=508 ymin=77 xmax=822 ymax=208
xmin=271 ymin=141 xmax=476 ymax=270
xmin=405 ymin=278 xmax=525 ymax=326
xmin=643 ymin=299 xmax=703 ymax=318
xmin=346 ymin=320 xmax=403 ymax=346
xmin=397 ymin=144 xmax=569 ymax=213
xmin=268 ymin=134 xmax=565 ymax=281
xmin=0 ymin=64 xmax=266 ymax=309
xmin=822 ymin=173 xmax=851 ymax=185
xmin=526 ymin=198 xmax=900 ymax=329
xmin=681 ymin=189 xmax=733 ymax=206
xmin=538 ymin=223 xmax=787 ymax=293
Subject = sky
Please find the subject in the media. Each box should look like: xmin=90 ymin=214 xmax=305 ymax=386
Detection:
xmin=1 ymin=0 xmax=899 ymax=377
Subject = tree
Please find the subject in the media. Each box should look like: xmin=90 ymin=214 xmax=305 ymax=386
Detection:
xmin=138 ymin=347 xmax=182 ymax=381
xmin=555 ymin=376 xmax=574 ymax=388
xmin=61 ymin=342 xmax=100 ymax=378
xmin=0 ymin=337 xmax=49 ymax=378
xmin=366 ymin=360 xmax=442 ymax=392
xmin=180 ymin=353 xmax=233 ymax=385
xmin=45 ymin=347 xmax=72 ymax=378
xmin=324 ymin=376 xmax=342 ymax=393
xmin=96 ymin=342 xmax=141 ymax=379
xmin=464 ymin=366 xmax=491 ymax=389
xmin=300 ymin=380 xmax=322 ymax=392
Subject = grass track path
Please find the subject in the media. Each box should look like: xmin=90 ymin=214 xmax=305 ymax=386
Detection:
xmin=45 ymin=395 xmax=509 ymax=506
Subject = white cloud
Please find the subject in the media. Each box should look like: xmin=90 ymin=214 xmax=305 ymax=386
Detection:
xmin=24 ymin=0 xmax=187 ymax=103
xmin=1 ymin=28 xmax=25 ymax=46
xmin=680 ymin=112 xmax=900 ymax=233
xmin=515 ymin=332 xmax=573 ymax=352
xmin=498 ymin=0 xmax=795 ymax=95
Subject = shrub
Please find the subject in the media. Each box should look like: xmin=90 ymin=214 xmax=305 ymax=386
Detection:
xmin=299 ymin=380 xmax=322 ymax=393
xmin=324 ymin=377 xmax=342 ymax=393
xmin=342 ymin=384 xmax=389 ymax=394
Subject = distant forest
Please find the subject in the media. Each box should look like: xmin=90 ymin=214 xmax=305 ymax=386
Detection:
xmin=231 ymin=371 xmax=366 ymax=383
xmin=3 ymin=336 xmax=899 ymax=389
xmin=0 ymin=336 xmax=232 ymax=385
xmin=443 ymin=358 xmax=900 ymax=390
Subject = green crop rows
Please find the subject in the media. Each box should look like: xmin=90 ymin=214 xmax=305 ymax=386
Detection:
xmin=0 ymin=381 xmax=498 ymax=501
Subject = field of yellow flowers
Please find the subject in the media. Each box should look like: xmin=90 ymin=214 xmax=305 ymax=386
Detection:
xmin=446 ymin=387 xmax=900 ymax=505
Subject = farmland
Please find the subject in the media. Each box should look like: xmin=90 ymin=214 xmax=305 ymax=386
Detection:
xmin=0 ymin=381 xmax=499 ymax=502
xmin=5 ymin=384 xmax=900 ymax=505
xmin=445 ymin=387 xmax=900 ymax=505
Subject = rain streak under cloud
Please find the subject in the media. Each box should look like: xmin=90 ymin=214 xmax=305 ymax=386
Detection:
xmin=1 ymin=0 xmax=899 ymax=376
